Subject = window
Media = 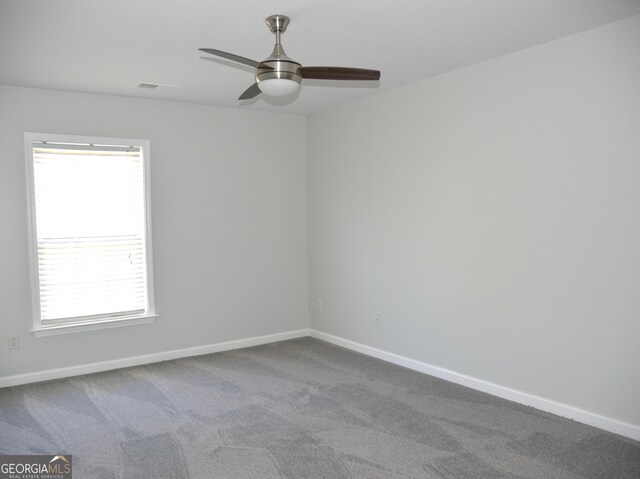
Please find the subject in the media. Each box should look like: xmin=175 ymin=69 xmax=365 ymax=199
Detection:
xmin=25 ymin=133 xmax=156 ymax=335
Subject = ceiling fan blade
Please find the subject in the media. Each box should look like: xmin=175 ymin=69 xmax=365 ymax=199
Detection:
xmin=199 ymin=48 xmax=261 ymax=68
xmin=300 ymin=66 xmax=380 ymax=81
xmin=238 ymin=83 xmax=262 ymax=100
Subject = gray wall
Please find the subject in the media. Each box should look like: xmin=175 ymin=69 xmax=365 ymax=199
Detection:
xmin=307 ymin=15 xmax=640 ymax=426
xmin=0 ymin=85 xmax=308 ymax=377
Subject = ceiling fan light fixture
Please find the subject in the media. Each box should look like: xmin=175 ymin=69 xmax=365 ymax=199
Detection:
xmin=258 ymin=78 xmax=300 ymax=97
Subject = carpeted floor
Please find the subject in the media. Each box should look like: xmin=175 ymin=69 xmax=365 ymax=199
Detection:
xmin=0 ymin=337 xmax=639 ymax=478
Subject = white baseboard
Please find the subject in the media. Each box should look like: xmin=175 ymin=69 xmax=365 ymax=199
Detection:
xmin=309 ymin=329 xmax=640 ymax=442
xmin=0 ymin=328 xmax=310 ymax=388
xmin=3 ymin=326 xmax=638 ymax=442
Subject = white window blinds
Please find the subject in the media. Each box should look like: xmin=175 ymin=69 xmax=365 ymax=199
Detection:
xmin=30 ymin=140 xmax=151 ymax=325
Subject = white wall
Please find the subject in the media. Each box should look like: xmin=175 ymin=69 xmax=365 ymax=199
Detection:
xmin=307 ymin=15 xmax=640 ymax=427
xmin=0 ymin=85 xmax=308 ymax=377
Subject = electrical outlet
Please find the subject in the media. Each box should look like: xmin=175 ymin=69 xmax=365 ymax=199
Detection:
xmin=374 ymin=317 xmax=380 ymax=327
xmin=316 ymin=300 xmax=323 ymax=312
xmin=8 ymin=335 xmax=20 ymax=350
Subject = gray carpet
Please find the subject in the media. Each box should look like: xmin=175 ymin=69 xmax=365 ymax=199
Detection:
xmin=0 ymin=337 xmax=638 ymax=478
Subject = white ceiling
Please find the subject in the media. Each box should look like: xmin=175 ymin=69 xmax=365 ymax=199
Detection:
xmin=2 ymin=0 xmax=640 ymax=115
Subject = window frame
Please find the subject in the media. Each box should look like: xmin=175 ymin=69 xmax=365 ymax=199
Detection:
xmin=24 ymin=132 xmax=157 ymax=337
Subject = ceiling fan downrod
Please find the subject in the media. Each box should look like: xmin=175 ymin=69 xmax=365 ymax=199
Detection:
xmin=265 ymin=14 xmax=290 ymax=46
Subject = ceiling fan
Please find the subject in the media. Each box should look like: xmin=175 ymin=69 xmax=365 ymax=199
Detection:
xmin=199 ymin=14 xmax=381 ymax=100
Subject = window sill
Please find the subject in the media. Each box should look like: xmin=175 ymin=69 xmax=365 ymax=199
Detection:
xmin=31 ymin=314 xmax=157 ymax=337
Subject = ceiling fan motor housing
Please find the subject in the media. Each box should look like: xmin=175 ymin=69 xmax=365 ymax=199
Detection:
xmin=257 ymin=58 xmax=302 ymax=86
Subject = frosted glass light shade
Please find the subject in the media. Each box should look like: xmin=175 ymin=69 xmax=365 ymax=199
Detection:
xmin=258 ymin=78 xmax=300 ymax=97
